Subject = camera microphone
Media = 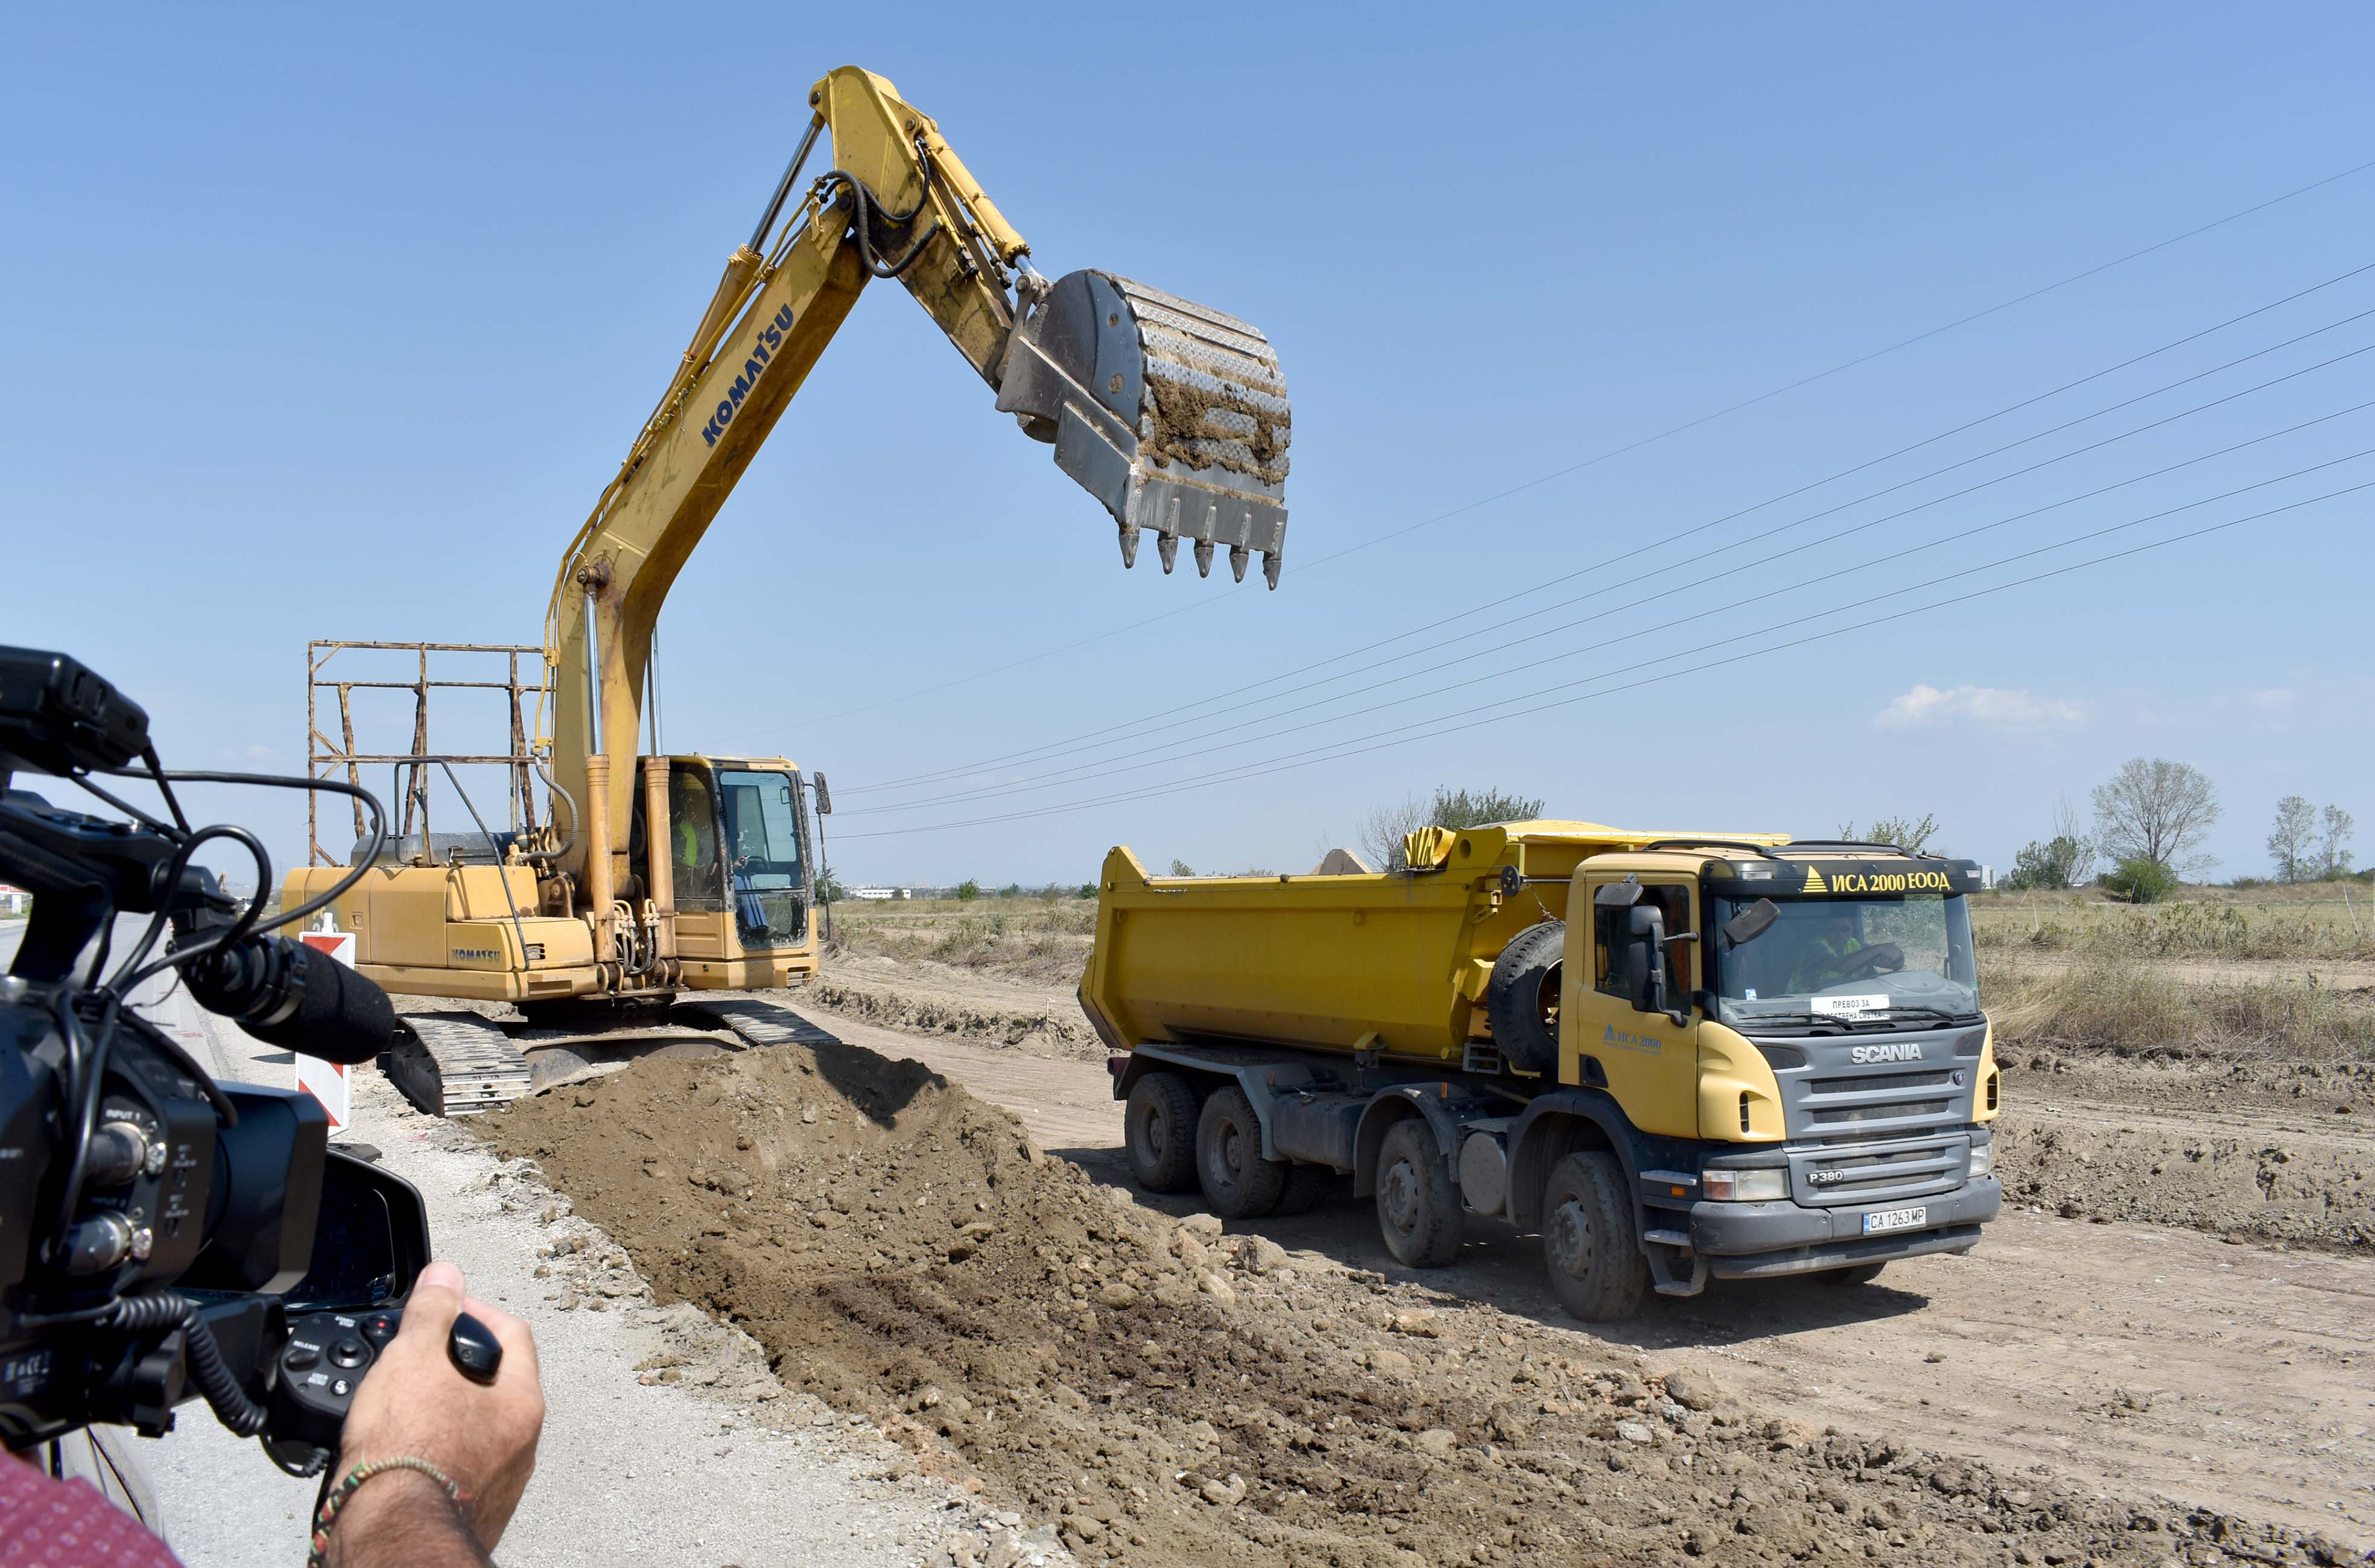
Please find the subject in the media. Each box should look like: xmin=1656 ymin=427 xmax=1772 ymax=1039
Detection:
xmin=184 ymin=935 xmax=398 ymax=1067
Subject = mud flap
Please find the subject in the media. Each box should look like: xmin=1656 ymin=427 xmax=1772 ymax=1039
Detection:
xmin=997 ymin=270 xmax=1290 ymax=586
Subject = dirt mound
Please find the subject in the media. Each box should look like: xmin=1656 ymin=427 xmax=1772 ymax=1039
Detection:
xmin=1991 ymin=1109 xmax=2374 ymax=1249
xmin=795 ymin=975 xmax=1104 ymax=1062
xmin=481 ymin=1038 xmax=2356 ymax=1567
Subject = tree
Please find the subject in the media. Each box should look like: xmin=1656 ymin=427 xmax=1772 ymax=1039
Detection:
xmin=1838 ymin=813 xmax=1940 ymax=854
xmin=1359 ymin=786 xmax=1546 ymax=873
xmin=1167 ymin=859 xmax=1195 ymax=877
xmin=2007 ymin=836 xmax=2087 ymax=890
xmin=2051 ymin=793 xmax=2096 ymax=885
xmin=1357 ymin=795 xmax=1430 ymax=874
xmin=954 ymin=878 xmax=981 ymax=901
xmin=2267 ymin=795 xmax=2318 ymax=883
xmin=2091 ymin=757 xmax=2219 ymax=876
xmin=816 ymin=863 xmax=848 ymax=901
xmin=2102 ymin=855 xmax=2178 ymax=904
xmin=2320 ymin=805 xmax=2357 ymax=879
xmin=1076 ymin=883 xmax=1097 ymax=899
xmin=1429 ymin=786 xmax=1546 ymax=830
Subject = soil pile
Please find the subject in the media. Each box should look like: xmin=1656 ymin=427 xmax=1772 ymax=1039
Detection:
xmin=483 ymin=1037 xmax=2361 ymax=1568
xmin=799 ymin=974 xmax=1104 ymax=1062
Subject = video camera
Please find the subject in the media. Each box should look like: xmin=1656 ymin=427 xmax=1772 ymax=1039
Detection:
xmin=0 ymin=646 xmax=435 ymax=1474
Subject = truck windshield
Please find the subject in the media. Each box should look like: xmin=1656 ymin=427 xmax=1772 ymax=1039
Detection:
xmin=716 ymin=768 xmax=810 ymax=948
xmin=1711 ymin=893 xmax=1978 ymax=1031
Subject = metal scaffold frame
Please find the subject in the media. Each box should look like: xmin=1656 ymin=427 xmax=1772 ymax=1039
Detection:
xmin=306 ymin=640 xmax=548 ymax=867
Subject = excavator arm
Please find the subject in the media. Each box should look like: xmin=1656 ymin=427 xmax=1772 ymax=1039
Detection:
xmin=545 ymin=66 xmax=1292 ymax=928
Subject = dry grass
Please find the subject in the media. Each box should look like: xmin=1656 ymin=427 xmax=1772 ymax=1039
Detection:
xmin=1973 ymin=894 xmax=2374 ymax=962
xmin=824 ymin=898 xmax=1095 ymax=988
xmin=1979 ymin=951 xmax=2375 ymax=1064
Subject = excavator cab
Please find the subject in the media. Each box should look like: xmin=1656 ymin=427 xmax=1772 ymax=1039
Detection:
xmin=626 ymin=756 xmax=820 ymax=988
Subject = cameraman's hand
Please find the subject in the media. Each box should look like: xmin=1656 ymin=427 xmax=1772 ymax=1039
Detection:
xmin=334 ymin=1262 xmax=544 ymax=1561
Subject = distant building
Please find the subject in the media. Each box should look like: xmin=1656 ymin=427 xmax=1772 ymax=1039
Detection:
xmin=0 ymin=884 xmax=28 ymax=916
xmin=849 ymin=886 xmax=910 ymax=901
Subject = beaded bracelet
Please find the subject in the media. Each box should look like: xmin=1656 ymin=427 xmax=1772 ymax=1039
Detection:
xmin=306 ymin=1456 xmax=468 ymax=1568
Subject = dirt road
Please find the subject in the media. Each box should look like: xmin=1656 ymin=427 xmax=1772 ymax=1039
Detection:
xmin=802 ymin=1001 xmax=2375 ymax=1546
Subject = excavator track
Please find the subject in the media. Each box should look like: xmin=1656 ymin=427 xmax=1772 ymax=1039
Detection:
xmin=382 ymin=997 xmax=843 ymax=1119
xmin=671 ymin=996 xmax=843 ymax=1051
xmin=384 ymin=1012 xmax=534 ymax=1117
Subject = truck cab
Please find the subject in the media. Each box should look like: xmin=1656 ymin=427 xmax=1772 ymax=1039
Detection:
xmin=1524 ymin=843 xmax=2001 ymax=1313
xmin=1086 ymin=826 xmax=2003 ymax=1320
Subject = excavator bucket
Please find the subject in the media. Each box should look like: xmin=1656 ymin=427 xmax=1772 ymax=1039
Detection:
xmin=996 ymin=270 xmax=1291 ymax=586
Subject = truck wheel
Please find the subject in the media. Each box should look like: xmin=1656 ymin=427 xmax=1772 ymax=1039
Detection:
xmin=1540 ymin=1152 xmax=1649 ymax=1321
xmin=1196 ymin=1086 xmax=1287 ymax=1218
xmin=1273 ymin=1161 xmax=1337 ymax=1216
xmin=1123 ymin=1071 xmax=1201 ymax=1194
xmin=1485 ymin=921 xmax=1564 ymax=1074
xmin=1374 ymin=1119 xmax=1462 ymax=1268
xmin=1823 ymin=1262 xmax=1887 ymax=1286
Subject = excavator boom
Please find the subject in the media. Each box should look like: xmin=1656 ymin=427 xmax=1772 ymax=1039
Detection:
xmin=545 ymin=66 xmax=1292 ymax=915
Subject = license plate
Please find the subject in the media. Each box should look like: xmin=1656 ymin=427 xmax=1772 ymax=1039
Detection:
xmin=1862 ymin=1204 xmax=1927 ymax=1235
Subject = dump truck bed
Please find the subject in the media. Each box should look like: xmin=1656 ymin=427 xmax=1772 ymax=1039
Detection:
xmin=1078 ymin=823 xmax=1788 ymax=1065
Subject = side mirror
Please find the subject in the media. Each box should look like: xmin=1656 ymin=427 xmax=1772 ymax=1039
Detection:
xmin=1721 ymin=897 xmax=1779 ymax=948
xmin=279 ymin=1152 xmax=434 ymax=1315
xmin=812 ymin=772 xmax=832 ymax=815
xmin=1625 ymin=903 xmax=1667 ymax=1015
xmin=1593 ymin=874 xmax=1642 ymax=909
xmin=1623 ymin=938 xmax=1657 ymax=1013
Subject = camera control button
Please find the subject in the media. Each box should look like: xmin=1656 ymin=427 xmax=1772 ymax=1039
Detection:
xmin=361 ymin=1313 xmax=399 ymax=1346
xmin=284 ymin=1344 xmax=320 ymax=1370
xmin=331 ymin=1378 xmax=352 ymax=1399
xmin=328 ymin=1338 xmax=369 ymax=1368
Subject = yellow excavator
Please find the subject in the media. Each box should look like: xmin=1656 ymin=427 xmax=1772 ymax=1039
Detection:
xmin=282 ymin=66 xmax=1292 ymax=1113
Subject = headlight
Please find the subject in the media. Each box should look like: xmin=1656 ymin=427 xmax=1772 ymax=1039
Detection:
xmin=1967 ymin=1143 xmax=1993 ymax=1179
xmin=1701 ymin=1167 xmax=1789 ymax=1202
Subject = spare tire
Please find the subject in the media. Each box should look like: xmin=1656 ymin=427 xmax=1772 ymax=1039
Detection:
xmin=1485 ymin=920 xmax=1564 ymax=1073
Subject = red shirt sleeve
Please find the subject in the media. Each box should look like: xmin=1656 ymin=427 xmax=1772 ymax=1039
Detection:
xmin=0 ymin=1456 xmax=183 ymax=1568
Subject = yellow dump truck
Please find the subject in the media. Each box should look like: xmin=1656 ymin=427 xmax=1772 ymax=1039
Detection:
xmin=1080 ymin=822 xmax=2003 ymax=1319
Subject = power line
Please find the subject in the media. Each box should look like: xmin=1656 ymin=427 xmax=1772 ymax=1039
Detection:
xmin=834 ymin=412 xmax=2375 ymax=816
xmin=831 ymin=474 xmax=2375 ymax=839
xmin=836 ymin=433 xmax=2375 ymax=817
xmin=846 ymin=314 xmax=2375 ymax=799
xmin=781 ymin=157 xmax=2375 ymax=732
xmin=844 ymin=262 xmax=2375 ymax=795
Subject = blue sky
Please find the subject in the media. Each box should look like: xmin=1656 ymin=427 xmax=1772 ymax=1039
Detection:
xmin=5 ymin=3 xmax=2371 ymax=889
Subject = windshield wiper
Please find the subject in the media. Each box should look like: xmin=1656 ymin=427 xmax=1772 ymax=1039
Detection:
xmin=1728 ymin=1010 xmax=1873 ymax=1030
xmin=1863 ymin=1004 xmax=1974 ymax=1026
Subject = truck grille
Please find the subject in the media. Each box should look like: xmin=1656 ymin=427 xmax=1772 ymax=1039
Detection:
xmin=1806 ymin=1069 xmax=1950 ymax=1095
xmin=1789 ymin=1134 xmax=1970 ymax=1208
xmin=1808 ymin=1098 xmax=1950 ymax=1128
xmin=1753 ymin=1024 xmax=1981 ymax=1144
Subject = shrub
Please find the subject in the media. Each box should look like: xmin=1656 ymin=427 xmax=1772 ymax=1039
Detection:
xmin=2101 ymin=857 xmax=2177 ymax=904
xmin=1076 ymin=883 xmax=1097 ymax=900
xmin=954 ymin=879 xmax=981 ymax=901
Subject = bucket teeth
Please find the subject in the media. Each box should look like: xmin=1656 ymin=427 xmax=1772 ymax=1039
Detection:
xmin=1157 ymin=533 xmax=1178 ymax=574
xmin=1263 ymin=550 xmax=1281 ymax=590
xmin=1118 ymin=524 xmax=1140 ymax=568
xmin=1229 ymin=545 xmax=1249 ymax=583
xmin=1193 ymin=539 xmax=1214 ymax=577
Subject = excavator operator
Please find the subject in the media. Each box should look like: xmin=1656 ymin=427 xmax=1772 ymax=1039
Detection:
xmin=670 ymin=768 xmax=720 ymax=906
